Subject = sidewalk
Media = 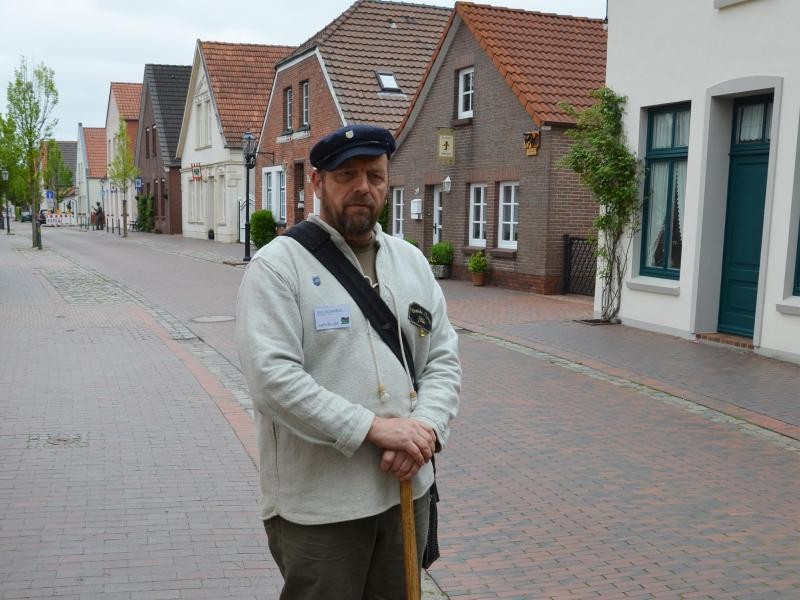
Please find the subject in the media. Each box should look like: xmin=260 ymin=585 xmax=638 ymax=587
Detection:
xmin=0 ymin=235 xmax=281 ymax=599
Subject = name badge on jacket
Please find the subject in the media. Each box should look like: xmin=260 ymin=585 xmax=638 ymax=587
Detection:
xmin=315 ymin=304 xmax=352 ymax=330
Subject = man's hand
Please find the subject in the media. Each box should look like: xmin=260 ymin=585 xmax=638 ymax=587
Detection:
xmin=379 ymin=449 xmax=422 ymax=481
xmin=366 ymin=416 xmax=436 ymax=465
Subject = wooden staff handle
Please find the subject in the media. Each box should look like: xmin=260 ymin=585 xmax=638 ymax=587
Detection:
xmin=400 ymin=479 xmax=420 ymax=600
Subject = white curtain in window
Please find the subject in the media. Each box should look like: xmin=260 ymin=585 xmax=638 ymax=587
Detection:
xmin=669 ymin=160 xmax=687 ymax=269
xmin=738 ymin=104 xmax=764 ymax=142
xmin=765 ymin=102 xmax=773 ymax=141
xmin=646 ymin=162 xmax=669 ymax=267
xmin=652 ymin=112 xmax=673 ymax=148
xmin=674 ymin=110 xmax=690 ymax=146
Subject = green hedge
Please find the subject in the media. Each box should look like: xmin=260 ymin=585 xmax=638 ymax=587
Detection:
xmin=251 ymin=209 xmax=277 ymax=249
xmin=429 ymin=241 xmax=453 ymax=265
xmin=136 ymin=194 xmax=155 ymax=232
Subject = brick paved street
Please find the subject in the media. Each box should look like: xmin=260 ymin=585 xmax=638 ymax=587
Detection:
xmin=0 ymin=234 xmax=280 ymax=599
xmin=2 ymin=227 xmax=799 ymax=599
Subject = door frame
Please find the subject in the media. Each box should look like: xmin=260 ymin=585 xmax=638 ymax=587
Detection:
xmin=717 ymin=94 xmax=772 ymax=338
xmin=691 ymin=76 xmax=782 ymax=348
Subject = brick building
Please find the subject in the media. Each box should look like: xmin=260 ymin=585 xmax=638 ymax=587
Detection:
xmin=135 ymin=64 xmax=191 ymax=234
xmin=255 ymin=0 xmax=450 ymax=229
xmin=392 ymin=2 xmax=607 ymax=293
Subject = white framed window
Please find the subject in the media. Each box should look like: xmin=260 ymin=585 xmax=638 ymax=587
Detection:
xmin=263 ymin=166 xmax=287 ymax=223
xmin=498 ymin=182 xmax=519 ymax=249
xmin=284 ymin=87 xmax=293 ymax=131
xmin=392 ymin=187 xmax=404 ymax=237
xmin=469 ymin=183 xmax=486 ymax=247
xmin=195 ymin=97 xmax=212 ymax=148
xmin=194 ymin=103 xmax=201 ymax=147
xmin=458 ymin=67 xmax=474 ymax=119
xmin=301 ymin=81 xmax=309 ymax=127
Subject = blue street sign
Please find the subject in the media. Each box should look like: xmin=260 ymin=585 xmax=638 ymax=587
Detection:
xmin=134 ymin=177 xmax=143 ymax=190
xmin=45 ymin=190 xmax=54 ymax=199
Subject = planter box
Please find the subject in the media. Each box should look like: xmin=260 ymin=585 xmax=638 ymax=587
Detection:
xmin=430 ymin=264 xmax=451 ymax=279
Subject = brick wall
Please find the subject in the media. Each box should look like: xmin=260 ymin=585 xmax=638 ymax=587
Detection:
xmin=257 ymin=53 xmax=344 ymax=232
xmin=545 ymin=125 xmax=599 ymax=281
xmin=167 ymin=167 xmax=182 ymax=234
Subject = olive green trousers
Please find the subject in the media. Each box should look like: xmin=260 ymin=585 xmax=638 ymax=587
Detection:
xmin=264 ymin=491 xmax=430 ymax=600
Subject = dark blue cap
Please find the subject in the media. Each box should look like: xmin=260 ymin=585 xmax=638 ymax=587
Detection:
xmin=310 ymin=125 xmax=396 ymax=171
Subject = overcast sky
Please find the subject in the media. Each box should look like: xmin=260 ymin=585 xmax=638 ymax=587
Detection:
xmin=0 ymin=0 xmax=606 ymax=141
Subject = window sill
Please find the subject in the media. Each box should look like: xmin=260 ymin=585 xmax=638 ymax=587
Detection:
xmin=462 ymin=244 xmax=486 ymax=255
xmin=451 ymin=117 xmax=473 ymax=128
xmin=776 ymin=297 xmax=800 ymax=317
xmin=291 ymin=129 xmax=311 ymax=141
xmin=626 ymin=276 xmax=680 ymax=296
xmin=488 ymin=248 xmax=517 ymax=260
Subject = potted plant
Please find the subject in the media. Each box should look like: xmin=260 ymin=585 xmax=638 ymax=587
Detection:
xmin=429 ymin=241 xmax=453 ymax=279
xmin=467 ymin=250 xmax=489 ymax=286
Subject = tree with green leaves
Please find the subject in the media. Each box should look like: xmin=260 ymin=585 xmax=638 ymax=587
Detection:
xmin=560 ymin=86 xmax=642 ymax=322
xmin=0 ymin=114 xmax=25 ymax=214
xmin=42 ymin=140 xmax=73 ymax=211
xmin=6 ymin=57 xmax=58 ymax=246
xmin=107 ymin=117 xmax=139 ymax=237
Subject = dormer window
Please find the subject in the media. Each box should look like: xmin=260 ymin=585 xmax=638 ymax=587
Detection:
xmin=377 ymin=72 xmax=401 ymax=93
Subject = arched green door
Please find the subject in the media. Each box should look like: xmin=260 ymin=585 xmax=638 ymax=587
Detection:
xmin=718 ymin=96 xmax=772 ymax=337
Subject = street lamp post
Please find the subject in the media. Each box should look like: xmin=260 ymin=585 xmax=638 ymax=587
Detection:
xmin=2 ymin=169 xmax=9 ymax=234
xmin=241 ymin=130 xmax=257 ymax=262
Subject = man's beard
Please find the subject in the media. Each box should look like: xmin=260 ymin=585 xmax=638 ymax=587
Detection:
xmin=339 ymin=204 xmax=375 ymax=237
xmin=321 ymin=190 xmax=378 ymax=238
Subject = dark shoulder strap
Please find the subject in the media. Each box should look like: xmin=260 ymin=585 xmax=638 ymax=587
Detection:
xmin=284 ymin=220 xmax=418 ymax=390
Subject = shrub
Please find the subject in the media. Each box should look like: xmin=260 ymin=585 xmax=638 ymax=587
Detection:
xmin=429 ymin=241 xmax=453 ymax=265
xmin=136 ymin=194 xmax=155 ymax=232
xmin=250 ymin=209 xmax=277 ymax=249
xmin=467 ymin=250 xmax=489 ymax=273
xmin=406 ymin=238 xmax=419 ymax=247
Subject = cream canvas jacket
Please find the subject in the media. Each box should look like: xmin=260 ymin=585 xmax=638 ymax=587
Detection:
xmin=236 ymin=216 xmax=461 ymax=524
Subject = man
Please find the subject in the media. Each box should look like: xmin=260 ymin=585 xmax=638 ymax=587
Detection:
xmin=236 ymin=124 xmax=460 ymax=599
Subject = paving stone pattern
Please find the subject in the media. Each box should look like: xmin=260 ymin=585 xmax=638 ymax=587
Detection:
xmin=430 ymin=332 xmax=800 ymax=599
xmin=0 ymin=238 xmax=281 ymax=599
xmin=4 ymin=230 xmax=800 ymax=599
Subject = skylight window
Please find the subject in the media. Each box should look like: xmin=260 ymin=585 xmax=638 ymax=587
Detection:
xmin=377 ymin=72 xmax=401 ymax=93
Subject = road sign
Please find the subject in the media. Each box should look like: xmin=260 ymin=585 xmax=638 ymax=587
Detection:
xmin=134 ymin=177 xmax=143 ymax=191
xmin=45 ymin=190 xmax=54 ymax=199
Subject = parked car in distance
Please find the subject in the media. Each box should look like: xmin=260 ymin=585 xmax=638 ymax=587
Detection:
xmin=20 ymin=210 xmax=32 ymax=222
xmin=38 ymin=210 xmax=47 ymax=225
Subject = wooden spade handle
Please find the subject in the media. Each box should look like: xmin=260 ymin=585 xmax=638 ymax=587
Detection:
xmin=400 ymin=480 xmax=420 ymax=600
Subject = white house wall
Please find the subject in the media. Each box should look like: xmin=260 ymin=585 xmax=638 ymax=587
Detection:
xmin=180 ymin=72 xmax=245 ymax=243
xmin=606 ymin=0 xmax=800 ymax=362
xmin=103 ymin=96 xmax=138 ymax=226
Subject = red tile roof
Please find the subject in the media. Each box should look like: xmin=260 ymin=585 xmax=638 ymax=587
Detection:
xmin=110 ymin=82 xmax=143 ymax=121
xmin=284 ymin=0 xmax=451 ymax=131
xmin=84 ymin=127 xmax=107 ymax=178
xmin=457 ymin=2 xmax=607 ymax=125
xmin=200 ymin=41 xmax=295 ymax=146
